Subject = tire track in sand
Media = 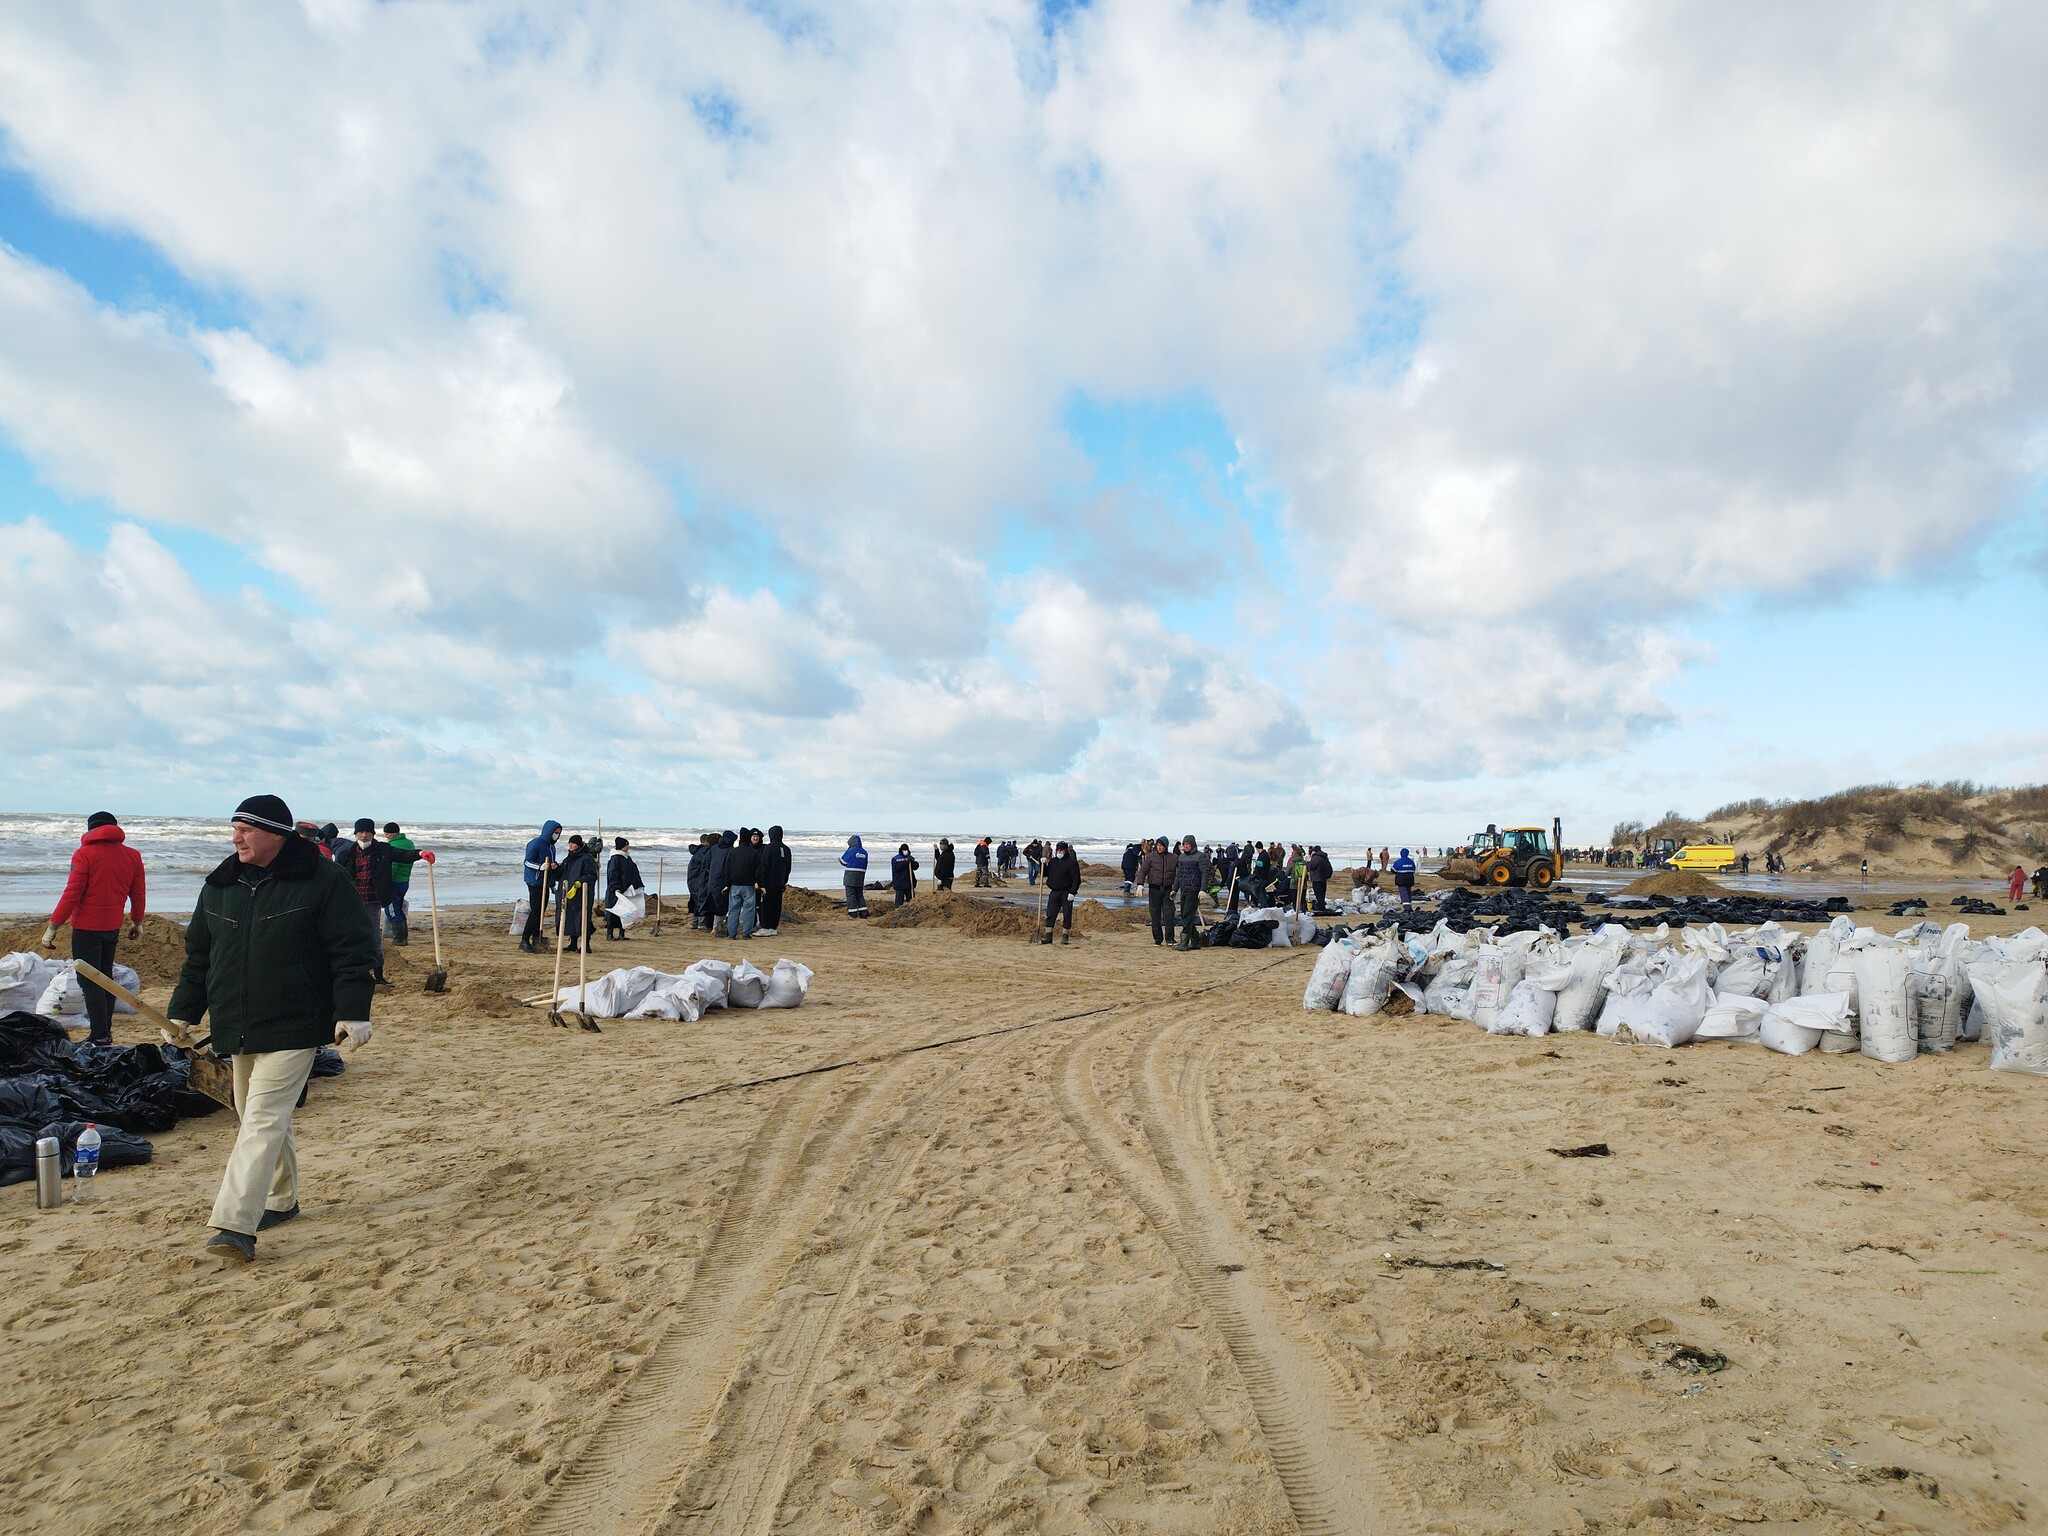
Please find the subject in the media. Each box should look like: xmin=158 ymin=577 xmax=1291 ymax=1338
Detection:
xmin=1060 ymin=1009 xmax=1419 ymax=1536
xmin=527 ymin=1053 xmax=933 ymax=1536
xmin=657 ymin=1069 xmax=958 ymax=1535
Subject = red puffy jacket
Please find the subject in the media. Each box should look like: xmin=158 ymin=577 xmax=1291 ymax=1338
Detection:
xmin=50 ymin=824 xmax=148 ymax=930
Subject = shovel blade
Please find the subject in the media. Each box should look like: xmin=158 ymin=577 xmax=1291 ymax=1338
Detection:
xmin=423 ymin=968 xmax=448 ymax=993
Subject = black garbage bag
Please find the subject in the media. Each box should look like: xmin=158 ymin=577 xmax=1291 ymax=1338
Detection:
xmin=1205 ymin=913 xmax=1240 ymax=948
xmin=0 ymin=1011 xmax=76 ymax=1073
xmin=0 ymin=1119 xmax=153 ymax=1186
xmin=309 ymin=1046 xmax=347 ymax=1079
xmin=41 ymin=1119 xmax=154 ymax=1178
xmin=1229 ymin=919 xmax=1278 ymax=949
xmin=0 ymin=1074 xmax=63 ymax=1126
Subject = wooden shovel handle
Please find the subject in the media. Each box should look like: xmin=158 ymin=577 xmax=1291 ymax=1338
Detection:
xmin=73 ymin=960 xmax=174 ymax=1033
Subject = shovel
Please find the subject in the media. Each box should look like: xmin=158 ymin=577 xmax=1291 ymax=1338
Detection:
xmin=651 ymin=855 xmax=664 ymax=937
xmin=73 ymin=961 xmax=237 ymax=1117
xmin=422 ymin=855 xmax=448 ymax=993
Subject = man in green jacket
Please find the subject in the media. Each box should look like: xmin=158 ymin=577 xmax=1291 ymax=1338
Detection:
xmin=382 ymin=821 xmax=417 ymax=945
xmin=169 ymin=794 xmax=378 ymax=1263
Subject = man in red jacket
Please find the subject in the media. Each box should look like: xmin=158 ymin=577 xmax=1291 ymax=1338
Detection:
xmin=43 ymin=811 xmax=147 ymax=1044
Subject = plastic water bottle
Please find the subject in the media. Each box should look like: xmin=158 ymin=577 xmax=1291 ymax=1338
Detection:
xmin=72 ymin=1124 xmax=101 ymax=1201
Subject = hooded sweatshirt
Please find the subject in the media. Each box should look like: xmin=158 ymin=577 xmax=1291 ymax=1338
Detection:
xmin=840 ymin=836 xmax=868 ymax=875
xmin=51 ymin=823 xmax=148 ymax=930
xmin=765 ymin=826 xmax=794 ymax=892
xmin=523 ymin=821 xmax=562 ymax=887
xmin=706 ymin=831 xmax=737 ymax=896
xmin=1044 ymin=847 xmax=1081 ymax=894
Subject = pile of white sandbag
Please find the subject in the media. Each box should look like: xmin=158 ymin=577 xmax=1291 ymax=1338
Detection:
xmin=1298 ymin=915 xmax=2048 ymax=1076
xmin=0 ymin=951 xmax=143 ymax=1018
xmin=547 ymin=958 xmax=813 ymax=1020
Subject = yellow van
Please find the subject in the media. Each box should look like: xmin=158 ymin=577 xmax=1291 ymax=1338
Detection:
xmin=1666 ymin=843 xmax=1737 ymax=872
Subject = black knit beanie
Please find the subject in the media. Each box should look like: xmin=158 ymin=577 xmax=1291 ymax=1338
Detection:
xmin=86 ymin=811 xmax=118 ymax=831
xmin=231 ymin=795 xmax=295 ymax=835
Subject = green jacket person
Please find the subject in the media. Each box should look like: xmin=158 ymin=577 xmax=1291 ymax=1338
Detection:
xmin=168 ymin=794 xmax=378 ymax=1263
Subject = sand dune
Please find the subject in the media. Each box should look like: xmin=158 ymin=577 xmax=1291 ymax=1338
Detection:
xmin=2 ymin=897 xmax=2043 ymax=1535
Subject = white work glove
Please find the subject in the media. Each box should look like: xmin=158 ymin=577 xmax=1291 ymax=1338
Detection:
xmin=41 ymin=925 xmax=57 ymax=949
xmin=335 ymin=1020 xmax=373 ymax=1049
xmin=163 ymin=1018 xmax=196 ymax=1047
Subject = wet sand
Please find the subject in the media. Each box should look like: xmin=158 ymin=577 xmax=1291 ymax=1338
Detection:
xmin=1 ymin=897 xmax=2043 ymax=1535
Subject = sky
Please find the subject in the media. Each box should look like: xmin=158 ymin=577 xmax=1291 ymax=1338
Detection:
xmin=0 ymin=0 xmax=2043 ymax=844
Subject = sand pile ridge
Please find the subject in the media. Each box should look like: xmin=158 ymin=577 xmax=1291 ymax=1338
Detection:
xmin=0 ymin=912 xmax=190 ymax=985
xmin=1622 ymin=869 xmax=1733 ymax=898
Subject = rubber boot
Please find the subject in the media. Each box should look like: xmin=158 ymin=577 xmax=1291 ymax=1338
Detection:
xmin=393 ymin=919 xmax=409 ymax=946
xmin=1059 ymin=930 xmax=1069 ymax=946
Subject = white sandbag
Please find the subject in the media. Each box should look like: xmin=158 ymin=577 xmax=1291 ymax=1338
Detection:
xmin=1604 ymin=954 xmax=1710 ymax=1047
xmin=1595 ymin=954 xmax=1656 ymax=1036
xmin=1488 ymin=978 xmax=1557 ymax=1037
xmin=1467 ymin=943 xmax=1511 ymax=1029
xmin=1908 ymin=924 xmax=1971 ymax=1054
xmin=607 ymin=888 xmax=647 ymax=929
xmin=1852 ymin=946 xmax=1917 ymax=1064
xmin=727 ymin=960 xmax=770 ymax=1009
xmin=1340 ymin=942 xmax=1401 ymax=1018
xmin=510 ymin=894 xmax=530 ymax=937
xmin=1984 ymin=960 xmax=2048 ymax=1077
xmin=1799 ymin=917 xmax=1854 ymax=998
xmin=1423 ymin=954 xmax=1478 ymax=1018
xmin=683 ymin=958 xmax=733 ymax=1010
xmin=1698 ymin=995 xmax=1768 ymax=1040
xmin=760 ymin=958 xmax=813 ymax=1009
xmin=0 ymin=951 xmax=67 ymax=1014
xmin=554 ymin=965 xmax=668 ymax=1019
xmin=1765 ymin=934 xmax=1803 ymax=1003
xmin=1991 ymin=926 xmax=2047 ymax=965
xmin=1555 ymin=928 xmax=1626 ymax=1033
xmin=1758 ymin=990 xmax=1853 ymax=1055
xmin=37 ymin=967 xmax=84 ymax=1017
xmin=1303 ymin=939 xmax=1356 ymax=1011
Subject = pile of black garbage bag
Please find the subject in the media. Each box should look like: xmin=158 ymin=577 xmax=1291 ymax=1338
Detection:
xmin=0 ymin=1010 xmax=343 ymax=1187
xmin=1583 ymin=892 xmax=1852 ymax=927
xmin=1361 ymin=887 xmax=1581 ymax=938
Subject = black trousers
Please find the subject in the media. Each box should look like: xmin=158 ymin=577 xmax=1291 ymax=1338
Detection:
xmin=521 ymin=883 xmax=547 ymax=945
xmin=759 ymin=883 xmax=784 ymax=929
xmin=1177 ymin=889 xmax=1201 ymax=941
xmin=1043 ymin=891 xmax=1074 ymax=931
xmin=1311 ymin=878 xmax=1327 ymax=910
xmin=71 ymin=927 xmax=119 ymax=1043
xmin=1147 ymin=886 xmax=1174 ymax=943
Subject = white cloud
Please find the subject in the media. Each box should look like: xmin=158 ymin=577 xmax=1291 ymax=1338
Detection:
xmin=0 ymin=0 xmax=2042 ymax=820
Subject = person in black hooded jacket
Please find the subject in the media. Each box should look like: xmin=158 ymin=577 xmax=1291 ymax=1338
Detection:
xmin=705 ymin=831 xmax=736 ymax=935
xmin=604 ymin=837 xmax=644 ymax=941
xmin=725 ymin=831 xmax=761 ymax=939
xmin=758 ymin=826 xmax=794 ymax=934
xmin=933 ymin=839 xmax=955 ymax=890
xmin=554 ymin=835 xmax=600 ymax=953
xmin=685 ymin=832 xmax=715 ymax=930
xmin=1037 ymin=840 xmax=1081 ymax=945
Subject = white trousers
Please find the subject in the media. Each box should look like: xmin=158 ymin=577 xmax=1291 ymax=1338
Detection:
xmin=209 ymin=1048 xmax=319 ymax=1237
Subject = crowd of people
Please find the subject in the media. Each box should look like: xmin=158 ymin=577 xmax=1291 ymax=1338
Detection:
xmin=519 ymin=823 xmax=795 ymax=949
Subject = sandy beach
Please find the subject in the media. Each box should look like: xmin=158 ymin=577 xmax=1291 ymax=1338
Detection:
xmin=3 ymin=889 xmax=2044 ymax=1536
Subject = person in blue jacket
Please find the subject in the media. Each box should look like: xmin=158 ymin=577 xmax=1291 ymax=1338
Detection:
xmin=1392 ymin=847 xmax=1417 ymax=907
xmin=519 ymin=820 xmax=562 ymax=951
xmin=841 ymin=835 xmax=870 ymax=918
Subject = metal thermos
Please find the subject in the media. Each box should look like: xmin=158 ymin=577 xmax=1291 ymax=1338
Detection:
xmin=34 ymin=1136 xmax=63 ymax=1210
